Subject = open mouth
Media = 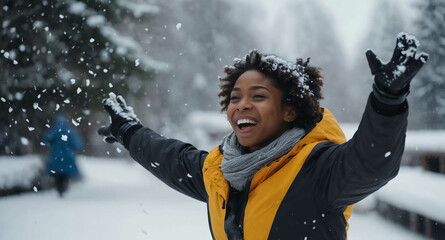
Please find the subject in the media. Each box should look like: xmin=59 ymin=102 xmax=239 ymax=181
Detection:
xmin=237 ymin=119 xmax=258 ymax=130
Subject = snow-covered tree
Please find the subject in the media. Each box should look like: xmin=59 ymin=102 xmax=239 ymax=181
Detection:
xmin=0 ymin=0 xmax=163 ymax=155
xmin=131 ymin=0 xmax=256 ymax=134
xmin=361 ymin=0 xmax=408 ymax=60
xmin=265 ymin=0 xmax=353 ymax=121
xmin=412 ymin=0 xmax=445 ymax=129
xmin=349 ymin=0 xmax=409 ymax=122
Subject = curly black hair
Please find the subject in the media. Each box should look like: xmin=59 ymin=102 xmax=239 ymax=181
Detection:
xmin=218 ymin=50 xmax=324 ymax=130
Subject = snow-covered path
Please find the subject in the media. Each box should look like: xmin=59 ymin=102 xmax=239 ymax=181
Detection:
xmin=0 ymin=156 xmax=429 ymax=240
xmin=0 ymin=157 xmax=211 ymax=240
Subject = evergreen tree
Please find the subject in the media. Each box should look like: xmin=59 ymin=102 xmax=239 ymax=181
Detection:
xmin=269 ymin=0 xmax=352 ymax=121
xmin=361 ymin=0 xmax=408 ymax=61
xmin=0 ymin=0 xmax=162 ymax=155
xmin=132 ymin=0 xmax=256 ymax=134
xmin=350 ymin=0 xmax=408 ymax=123
xmin=413 ymin=0 xmax=445 ymax=128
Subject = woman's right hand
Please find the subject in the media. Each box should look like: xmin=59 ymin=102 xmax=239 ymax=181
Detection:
xmin=98 ymin=93 xmax=141 ymax=145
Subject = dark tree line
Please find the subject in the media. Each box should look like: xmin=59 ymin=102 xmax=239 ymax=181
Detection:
xmin=351 ymin=0 xmax=445 ymax=129
xmin=1 ymin=0 xmax=443 ymax=156
xmin=413 ymin=0 xmax=445 ymax=129
xmin=0 ymin=0 xmax=161 ymax=155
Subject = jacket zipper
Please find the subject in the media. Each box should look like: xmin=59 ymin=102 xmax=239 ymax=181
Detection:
xmin=220 ymin=194 xmax=226 ymax=209
xmin=237 ymin=180 xmax=252 ymax=236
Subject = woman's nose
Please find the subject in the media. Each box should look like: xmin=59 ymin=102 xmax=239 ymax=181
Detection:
xmin=236 ymin=99 xmax=252 ymax=111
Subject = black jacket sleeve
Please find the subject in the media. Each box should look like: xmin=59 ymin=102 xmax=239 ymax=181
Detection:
xmin=305 ymin=93 xmax=408 ymax=208
xmin=128 ymin=127 xmax=208 ymax=202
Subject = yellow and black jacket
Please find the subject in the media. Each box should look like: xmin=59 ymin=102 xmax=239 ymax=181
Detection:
xmin=127 ymin=95 xmax=408 ymax=240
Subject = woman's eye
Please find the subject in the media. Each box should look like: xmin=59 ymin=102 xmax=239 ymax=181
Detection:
xmin=230 ymin=96 xmax=240 ymax=101
xmin=253 ymin=95 xmax=265 ymax=99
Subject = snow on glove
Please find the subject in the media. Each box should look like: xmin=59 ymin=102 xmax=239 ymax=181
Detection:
xmin=98 ymin=92 xmax=141 ymax=145
xmin=366 ymin=32 xmax=429 ymax=105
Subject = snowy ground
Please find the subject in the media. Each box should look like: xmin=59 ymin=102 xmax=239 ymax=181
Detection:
xmin=0 ymin=156 xmax=430 ymax=240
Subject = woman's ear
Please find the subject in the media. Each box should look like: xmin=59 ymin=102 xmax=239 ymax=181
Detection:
xmin=283 ymin=106 xmax=297 ymax=123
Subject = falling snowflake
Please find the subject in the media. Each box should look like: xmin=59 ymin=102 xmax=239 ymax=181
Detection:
xmin=21 ymin=137 xmax=29 ymax=145
xmin=72 ymin=119 xmax=79 ymax=126
xmin=33 ymin=103 xmax=43 ymax=111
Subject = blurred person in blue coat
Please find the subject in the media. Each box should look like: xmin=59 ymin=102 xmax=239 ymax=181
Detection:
xmin=42 ymin=114 xmax=84 ymax=197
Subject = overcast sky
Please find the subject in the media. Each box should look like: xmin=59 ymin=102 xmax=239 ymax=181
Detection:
xmin=238 ymin=0 xmax=377 ymax=61
xmin=240 ymin=0 xmax=421 ymax=61
xmin=318 ymin=0 xmax=376 ymax=59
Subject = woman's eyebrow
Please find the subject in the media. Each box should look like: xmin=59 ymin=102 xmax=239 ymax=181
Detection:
xmin=231 ymin=85 xmax=270 ymax=92
xmin=250 ymin=85 xmax=270 ymax=91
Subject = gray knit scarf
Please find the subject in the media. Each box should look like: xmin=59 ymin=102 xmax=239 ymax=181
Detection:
xmin=220 ymin=128 xmax=306 ymax=191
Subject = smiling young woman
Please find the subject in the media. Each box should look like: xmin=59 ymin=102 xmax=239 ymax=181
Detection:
xmin=99 ymin=33 xmax=428 ymax=240
xmin=226 ymin=70 xmax=296 ymax=152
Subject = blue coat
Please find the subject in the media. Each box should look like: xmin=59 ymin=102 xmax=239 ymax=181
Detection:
xmin=42 ymin=114 xmax=83 ymax=177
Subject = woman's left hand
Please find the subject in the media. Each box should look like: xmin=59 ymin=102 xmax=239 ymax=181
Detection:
xmin=366 ymin=32 xmax=429 ymax=104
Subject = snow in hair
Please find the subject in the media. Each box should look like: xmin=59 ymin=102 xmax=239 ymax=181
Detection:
xmin=219 ymin=49 xmax=323 ymax=130
xmin=234 ymin=50 xmax=313 ymax=99
xmin=262 ymin=55 xmax=312 ymax=98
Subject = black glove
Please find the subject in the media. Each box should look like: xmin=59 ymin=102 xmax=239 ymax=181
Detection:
xmin=366 ymin=32 xmax=429 ymax=105
xmin=98 ymin=93 xmax=141 ymax=146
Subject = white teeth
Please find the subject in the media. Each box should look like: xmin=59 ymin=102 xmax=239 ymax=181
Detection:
xmin=237 ymin=119 xmax=257 ymax=125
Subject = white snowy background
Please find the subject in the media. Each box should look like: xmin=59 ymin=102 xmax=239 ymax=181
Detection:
xmin=1 ymin=0 xmax=444 ymax=239
xmin=1 ymin=115 xmax=444 ymax=240
xmin=0 ymin=156 xmax=434 ymax=240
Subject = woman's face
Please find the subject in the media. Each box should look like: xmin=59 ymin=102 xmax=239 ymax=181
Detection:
xmin=227 ymin=70 xmax=296 ymax=152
